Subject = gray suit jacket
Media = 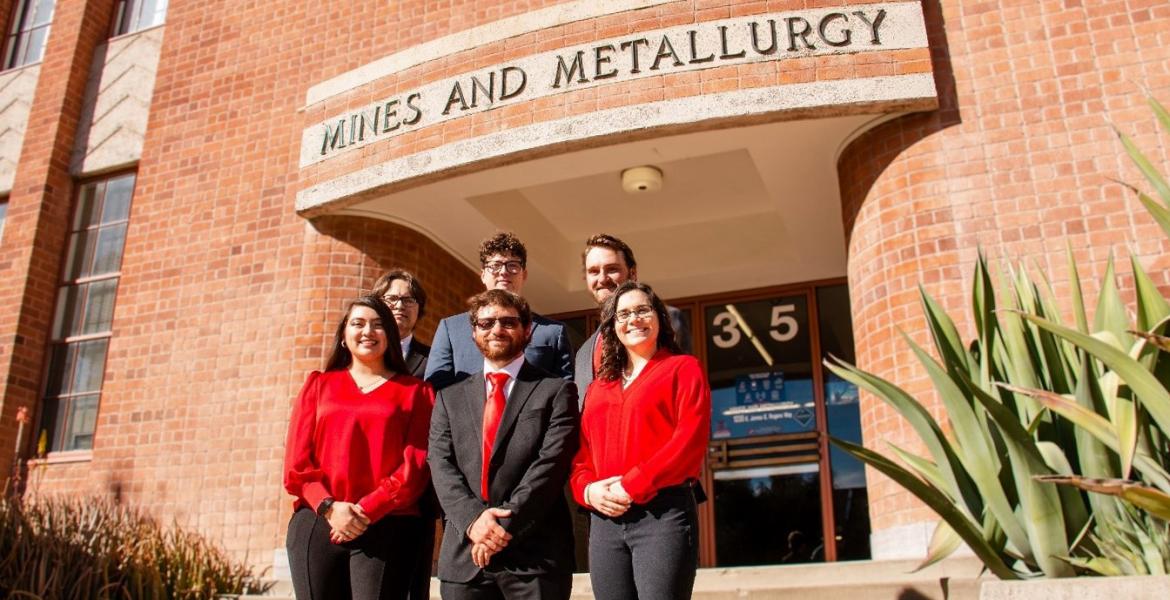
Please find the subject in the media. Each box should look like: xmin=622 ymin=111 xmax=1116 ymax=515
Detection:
xmin=427 ymin=361 xmax=579 ymax=582
xmin=571 ymin=305 xmax=691 ymax=408
xmin=424 ymin=312 xmax=573 ymax=391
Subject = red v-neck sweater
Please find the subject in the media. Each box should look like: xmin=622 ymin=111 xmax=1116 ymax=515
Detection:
xmin=283 ymin=369 xmax=435 ymax=522
xmin=570 ymin=349 xmax=711 ymax=505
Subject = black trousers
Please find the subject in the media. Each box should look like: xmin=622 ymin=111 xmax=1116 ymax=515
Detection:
xmin=408 ymin=518 xmax=437 ymax=600
xmin=439 ymin=569 xmax=572 ymax=600
xmin=287 ymin=507 xmax=425 ymax=600
xmin=587 ymin=485 xmax=698 ymax=600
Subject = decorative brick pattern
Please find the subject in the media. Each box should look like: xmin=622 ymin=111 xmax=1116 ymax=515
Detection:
xmin=0 ymin=64 xmax=40 ymax=193
xmin=71 ymin=26 xmax=164 ymax=175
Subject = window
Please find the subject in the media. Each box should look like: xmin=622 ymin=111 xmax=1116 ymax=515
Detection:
xmin=112 ymin=0 xmax=166 ymax=36
xmin=0 ymin=199 xmax=7 ymax=243
xmin=37 ymin=173 xmax=134 ymax=453
xmin=3 ymin=0 xmax=54 ymax=70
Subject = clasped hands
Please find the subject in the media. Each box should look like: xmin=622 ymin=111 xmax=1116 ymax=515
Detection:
xmin=326 ymin=502 xmax=370 ymax=544
xmin=586 ymin=475 xmax=632 ymax=518
xmin=468 ymin=507 xmax=513 ymax=568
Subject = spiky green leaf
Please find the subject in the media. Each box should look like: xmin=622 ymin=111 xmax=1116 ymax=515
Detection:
xmin=1116 ymin=126 xmax=1170 ymax=206
xmin=919 ymin=520 xmax=963 ymax=572
xmin=902 ymin=331 xmax=1032 ymax=559
xmin=830 ymin=437 xmax=1019 ymax=579
xmin=1024 ymin=315 xmax=1170 ymax=446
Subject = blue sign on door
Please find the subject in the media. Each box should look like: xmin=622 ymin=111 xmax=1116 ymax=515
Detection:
xmin=711 ymin=372 xmax=817 ymax=439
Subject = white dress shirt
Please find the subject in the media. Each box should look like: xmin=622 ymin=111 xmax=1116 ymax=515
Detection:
xmin=482 ymin=354 xmax=524 ymax=400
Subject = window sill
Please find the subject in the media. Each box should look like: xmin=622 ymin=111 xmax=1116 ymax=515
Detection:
xmin=0 ymin=60 xmax=42 ymax=77
xmin=27 ymin=450 xmax=93 ymax=466
xmin=108 ymin=22 xmax=165 ymax=43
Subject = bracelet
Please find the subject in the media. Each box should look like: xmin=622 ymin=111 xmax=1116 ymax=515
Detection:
xmin=317 ymin=497 xmax=335 ymax=517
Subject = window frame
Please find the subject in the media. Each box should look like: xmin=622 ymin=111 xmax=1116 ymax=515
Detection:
xmin=35 ymin=171 xmax=136 ymax=455
xmin=110 ymin=0 xmax=166 ymax=38
xmin=3 ymin=0 xmax=55 ymax=71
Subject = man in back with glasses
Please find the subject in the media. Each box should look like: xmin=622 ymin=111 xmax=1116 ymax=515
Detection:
xmin=372 ymin=268 xmax=431 ymax=378
xmin=425 ymin=232 xmax=573 ymax=391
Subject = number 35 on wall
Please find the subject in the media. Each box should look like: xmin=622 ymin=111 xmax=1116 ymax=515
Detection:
xmin=711 ymin=304 xmax=799 ymax=349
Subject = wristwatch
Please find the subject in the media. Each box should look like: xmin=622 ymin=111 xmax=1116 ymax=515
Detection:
xmin=316 ymin=497 xmax=335 ymax=517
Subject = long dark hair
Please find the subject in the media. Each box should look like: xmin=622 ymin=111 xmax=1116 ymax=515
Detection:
xmin=324 ymin=296 xmax=407 ymax=373
xmin=597 ymin=281 xmax=681 ymax=382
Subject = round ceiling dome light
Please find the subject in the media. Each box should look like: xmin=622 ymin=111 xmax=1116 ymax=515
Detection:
xmin=621 ymin=166 xmax=663 ymax=194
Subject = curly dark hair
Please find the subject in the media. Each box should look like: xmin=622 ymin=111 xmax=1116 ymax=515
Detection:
xmin=597 ymin=281 xmax=681 ymax=381
xmin=324 ymin=296 xmax=407 ymax=373
xmin=371 ymin=268 xmax=428 ymax=319
xmin=581 ymin=233 xmax=636 ymax=271
xmin=466 ymin=289 xmax=532 ymax=329
xmin=479 ymin=232 xmax=527 ymax=267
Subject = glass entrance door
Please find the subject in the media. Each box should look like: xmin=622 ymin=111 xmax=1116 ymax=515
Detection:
xmin=696 ymin=283 xmax=870 ymax=566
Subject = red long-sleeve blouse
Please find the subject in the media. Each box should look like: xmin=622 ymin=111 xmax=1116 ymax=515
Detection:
xmin=283 ymin=370 xmax=434 ymax=523
xmin=570 ymin=349 xmax=711 ymax=506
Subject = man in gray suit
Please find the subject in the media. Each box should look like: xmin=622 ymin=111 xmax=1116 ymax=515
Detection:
xmin=426 ymin=232 xmax=573 ymax=391
xmin=573 ymin=234 xmax=691 ymax=403
xmin=428 ymin=290 xmax=578 ymax=600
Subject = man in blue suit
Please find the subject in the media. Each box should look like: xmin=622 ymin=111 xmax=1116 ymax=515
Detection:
xmin=426 ymin=232 xmax=573 ymax=390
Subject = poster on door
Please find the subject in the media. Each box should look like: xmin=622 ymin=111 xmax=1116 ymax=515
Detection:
xmin=711 ymin=372 xmax=816 ymax=439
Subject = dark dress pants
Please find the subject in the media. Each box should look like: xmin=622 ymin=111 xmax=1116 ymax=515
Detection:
xmin=587 ymin=485 xmax=698 ymax=600
xmin=439 ymin=569 xmax=572 ymax=600
xmin=287 ymin=507 xmax=425 ymax=600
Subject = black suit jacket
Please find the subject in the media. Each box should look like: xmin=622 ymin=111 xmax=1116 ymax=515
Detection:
xmin=427 ymin=361 xmax=579 ymax=582
xmin=405 ymin=337 xmax=431 ymax=379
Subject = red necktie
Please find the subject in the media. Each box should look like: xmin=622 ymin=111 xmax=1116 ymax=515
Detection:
xmin=482 ymin=372 xmax=510 ymax=499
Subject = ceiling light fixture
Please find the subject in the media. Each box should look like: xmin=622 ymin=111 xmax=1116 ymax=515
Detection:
xmin=621 ymin=165 xmax=663 ymax=194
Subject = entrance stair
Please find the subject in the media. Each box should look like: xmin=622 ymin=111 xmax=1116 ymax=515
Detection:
xmin=242 ymin=556 xmax=986 ymax=600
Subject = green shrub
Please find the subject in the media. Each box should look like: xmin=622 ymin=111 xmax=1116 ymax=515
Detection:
xmin=0 ymin=495 xmax=270 ymax=599
xmin=826 ymin=93 xmax=1170 ymax=578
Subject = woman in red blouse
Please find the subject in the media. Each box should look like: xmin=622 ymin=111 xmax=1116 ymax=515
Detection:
xmin=284 ymin=296 xmax=435 ymax=600
xmin=570 ymin=281 xmax=711 ymax=600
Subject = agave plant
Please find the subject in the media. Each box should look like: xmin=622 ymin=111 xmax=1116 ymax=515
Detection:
xmin=828 ymin=93 xmax=1170 ymax=579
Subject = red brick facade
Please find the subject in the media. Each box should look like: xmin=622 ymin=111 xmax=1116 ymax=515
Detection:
xmin=1 ymin=0 xmax=1168 ymax=569
xmin=0 ymin=0 xmax=115 ymax=482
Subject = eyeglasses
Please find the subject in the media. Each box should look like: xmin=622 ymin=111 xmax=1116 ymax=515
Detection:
xmin=483 ymin=260 xmax=524 ymax=275
xmin=474 ymin=316 xmax=523 ymax=330
xmin=615 ymin=305 xmax=655 ymax=323
xmin=382 ymin=294 xmax=418 ymax=307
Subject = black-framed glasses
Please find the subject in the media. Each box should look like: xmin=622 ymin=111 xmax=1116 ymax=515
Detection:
xmin=474 ymin=316 xmax=523 ymax=331
xmin=483 ymin=260 xmax=524 ymax=275
xmin=382 ymin=294 xmax=418 ymax=307
xmin=615 ymin=305 xmax=655 ymax=323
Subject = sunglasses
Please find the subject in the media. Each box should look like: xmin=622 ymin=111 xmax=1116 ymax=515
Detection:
xmin=474 ymin=316 xmax=523 ymax=331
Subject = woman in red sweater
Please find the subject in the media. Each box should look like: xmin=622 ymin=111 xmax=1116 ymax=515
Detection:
xmin=571 ymin=281 xmax=711 ymax=600
xmin=284 ymin=296 xmax=435 ymax=600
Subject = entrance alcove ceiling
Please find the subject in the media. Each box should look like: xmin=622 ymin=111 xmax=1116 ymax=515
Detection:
xmin=340 ymin=113 xmax=887 ymax=314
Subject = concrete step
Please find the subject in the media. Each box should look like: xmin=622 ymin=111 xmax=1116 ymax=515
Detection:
xmin=242 ymin=556 xmax=988 ymax=599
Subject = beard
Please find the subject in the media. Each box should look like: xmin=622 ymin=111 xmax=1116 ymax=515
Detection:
xmin=475 ymin=330 xmax=529 ymax=363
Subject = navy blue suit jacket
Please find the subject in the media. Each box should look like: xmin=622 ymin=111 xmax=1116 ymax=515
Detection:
xmin=424 ymin=311 xmax=573 ymax=390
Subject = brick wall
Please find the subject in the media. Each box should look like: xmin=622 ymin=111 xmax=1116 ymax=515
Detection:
xmin=838 ymin=0 xmax=1170 ymax=535
xmin=29 ymin=212 xmax=481 ymax=560
xmin=21 ymin=0 xmax=496 ymax=564
xmin=10 ymin=0 xmax=1170 ymax=566
xmin=0 ymin=0 xmax=116 ymax=487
